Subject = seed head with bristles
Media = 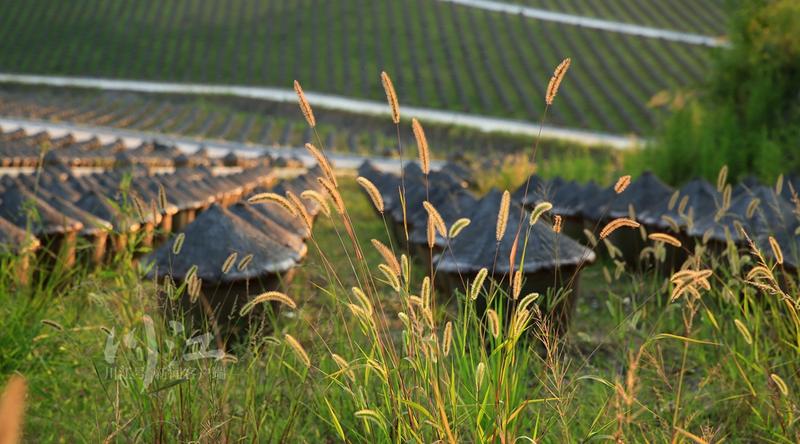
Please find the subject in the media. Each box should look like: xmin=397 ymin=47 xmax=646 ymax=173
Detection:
xmin=371 ymin=239 xmax=400 ymax=276
xmin=443 ymin=321 xmax=453 ymax=356
xmin=496 ymin=190 xmax=510 ymax=241
xmin=294 ymin=80 xmax=316 ymax=128
xmin=546 ymin=58 xmax=571 ymax=105
xmin=412 ymin=118 xmax=430 ymax=174
xmin=305 ymin=143 xmax=336 ymax=186
xmin=0 ymin=374 xmax=26 ymax=444
xmin=423 ymin=201 xmax=446 ymax=236
xmin=318 ymin=177 xmax=345 ymax=214
xmin=284 ymin=334 xmax=311 ymax=368
xmin=448 ymin=218 xmax=470 ymax=239
xmin=301 ymin=190 xmax=331 ymax=217
xmin=357 ymin=177 xmax=384 ymax=213
xmin=600 ymin=217 xmax=640 ymax=239
xmin=529 ymin=202 xmax=552 ymax=225
xmin=381 ymin=71 xmax=400 ymax=124
xmin=222 ymin=252 xmax=238 ymax=274
xmin=240 ymin=291 xmax=297 ymax=315
xmin=286 ymin=190 xmax=314 ymax=231
xmin=614 ymin=175 xmax=631 ymax=194
xmin=768 ymin=236 xmax=784 ymax=265
xmin=426 ymin=214 xmax=436 ymax=249
xmin=553 ymin=215 xmax=562 ymax=233
xmin=248 ymin=192 xmax=298 ymax=217
xmin=648 ymin=233 xmax=682 ymax=248
xmin=486 ymin=309 xmax=500 ymax=338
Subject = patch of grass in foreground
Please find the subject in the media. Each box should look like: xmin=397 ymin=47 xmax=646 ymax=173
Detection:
xmin=1 ymin=177 xmax=799 ymax=442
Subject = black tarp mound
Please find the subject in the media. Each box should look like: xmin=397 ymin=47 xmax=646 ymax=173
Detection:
xmin=435 ymin=189 xmax=595 ymax=332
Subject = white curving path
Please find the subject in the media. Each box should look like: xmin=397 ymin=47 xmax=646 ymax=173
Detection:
xmin=0 ymin=73 xmax=641 ymax=150
xmin=437 ymin=0 xmax=728 ymax=47
xmin=0 ymin=116 xmax=443 ymax=174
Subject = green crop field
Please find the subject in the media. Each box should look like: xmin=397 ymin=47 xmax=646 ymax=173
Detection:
xmin=0 ymin=0 xmax=721 ymax=135
xmin=496 ymin=0 xmax=728 ymax=35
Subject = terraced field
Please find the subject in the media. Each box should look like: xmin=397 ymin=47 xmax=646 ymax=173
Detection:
xmin=0 ymin=88 xmax=612 ymax=161
xmin=0 ymin=0 xmax=720 ymax=135
xmin=496 ymin=0 xmax=728 ymax=35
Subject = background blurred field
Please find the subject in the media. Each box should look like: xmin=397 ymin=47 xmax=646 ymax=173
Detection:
xmin=0 ymin=0 xmax=726 ymax=134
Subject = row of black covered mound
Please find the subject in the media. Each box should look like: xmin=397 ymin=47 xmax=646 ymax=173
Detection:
xmin=0 ymin=162 xmax=274 ymax=265
xmin=0 ymin=127 xmax=299 ymax=169
xmin=358 ymin=160 xmax=597 ymax=332
xmin=358 ymin=161 xmax=799 ymax=331
xmin=141 ymin=165 xmax=327 ymax=334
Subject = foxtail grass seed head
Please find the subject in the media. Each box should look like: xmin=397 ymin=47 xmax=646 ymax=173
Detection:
xmin=518 ymin=292 xmax=539 ymax=312
xmin=286 ymin=190 xmax=314 ymax=231
xmin=331 ymin=353 xmax=349 ymax=373
xmin=240 ymin=291 xmax=297 ymax=316
xmin=378 ymin=264 xmax=401 ymax=291
xmin=411 ymin=118 xmax=430 ymax=174
xmin=284 ymin=334 xmax=311 ymax=368
xmin=496 ymin=190 xmax=511 ymax=241
xmin=486 ymin=309 xmax=500 ymax=338
xmin=221 ymin=252 xmax=238 ymax=274
xmin=237 ymin=253 xmax=253 ymax=271
xmin=248 ymin=193 xmax=298 ymax=217
xmin=301 ymin=190 xmax=331 ymax=217
xmin=470 ymin=268 xmax=488 ymax=300
xmin=546 ymin=57 xmax=571 ymax=105
xmin=305 ymin=143 xmax=336 ymax=186
xmin=614 ymin=175 xmax=631 ymax=194
xmin=423 ymin=201 xmax=446 ymax=236
xmin=512 ymin=269 xmax=523 ymax=299
xmin=158 ymin=184 xmax=168 ymax=212
xmin=381 ymin=71 xmax=400 ymax=124
xmin=529 ymin=202 xmax=553 ymax=225
xmin=130 ymin=194 xmax=144 ymax=219
xmin=733 ymin=319 xmax=752 ymax=345
xmin=553 ymin=215 xmax=562 ymax=233
xmin=448 ymin=218 xmax=470 ymax=239
xmin=775 ymin=174 xmax=784 ymax=196
xmin=668 ymin=190 xmax=680 ymax=211
xmin=318 ymin=177 xmax=345 ymax=214
xmin=352 ymin=287 xmax=373 ymax=315
xmin=770 ymin=373 xmax=789 ymax=397
xmin=172 ymin=233 xmax=185 ymax=255
xmin=357 ymin=177 xmax=384 ymax=213
xmin=41 ymin=319 xmax=64 ymax=331
xmin=0 ymin=374 xmax=26 ymax=444
xmin=600 ymin=218 xmax=640 ymax=239
xmin=746 ymin=198 xmax=760 ymax=219
xmin=371 ymin=239 xmax=400 ymax=276
xmin=475 ymin=362 xmax=486 ymax=390
xmin=678 ymin=195 xmax=689 ymax=215
xmin=426 ymin=214 xmax=436 ymax=249
xmin=187 ymin=274 xmax=202 ymax=303
xmin=722 ymin=184 xmax=732 ymax=211
xmin=443 ymin=321 xmax=453 ymax=356
xmin=294 ymin=80 xmax=315 ymax=128
xmin=421 ymin=276 xmax=431 ymax=309
xmin=717 ymin=165 xmax=728 ymax=192
xmin=648 ymin=233 xmax=682 ymax=248
xmin=401 ymin=254 xmax=410 ymax=285
xmin=768 ymin=236 xmax=783 ymax=264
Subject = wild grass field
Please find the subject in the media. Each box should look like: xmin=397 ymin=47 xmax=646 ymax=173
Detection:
xmin=1 ymin=76 xmax=799 ymax=441
xmin=1 ymin=1 xmax=799 ymax=442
